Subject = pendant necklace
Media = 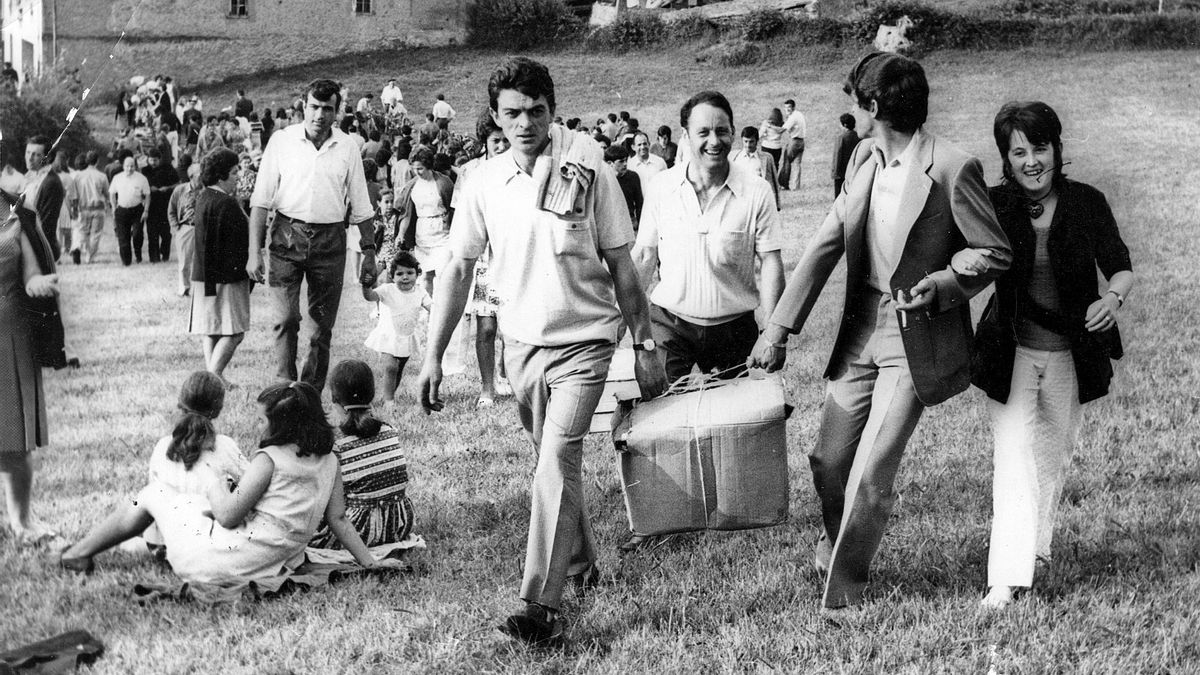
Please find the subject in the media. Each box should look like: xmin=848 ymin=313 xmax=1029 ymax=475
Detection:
xmin=1027 ymin=191 xmax=1051 ymax=219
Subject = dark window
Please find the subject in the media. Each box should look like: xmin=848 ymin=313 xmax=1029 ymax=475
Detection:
xmin=229 ymin=0 xmax=248 ymax=17
xmin=355 ymin=0 xmax=372 ymax=14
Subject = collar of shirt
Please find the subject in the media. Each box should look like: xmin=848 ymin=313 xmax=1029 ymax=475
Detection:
xmin=870 ymin=128 xmax=923 ymax=170
xmin=289 ymin=124 xmax=348 ymax=153
xmin=674 ymin=162 xmax=746 ymax=199
xmin=499 ymin=125 xmax=561 ymax=185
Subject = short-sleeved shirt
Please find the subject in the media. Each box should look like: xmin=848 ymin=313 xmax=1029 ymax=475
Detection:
xmin=629 ymin=153 xmax=667 ymax=191
xmin=783 ymin=110 xmax=807 ymax=140
xmin=110 ymin=170 xmax=151 ymax=209
xmin=74 ymin=167 xmax=110 ymax=209
xmin=635 ymin=162 xmax=781 ymax=325
xmin=449 ymin=125 xmax=634 ymax=346
xmin=249 ymin=124 xmax=374 ymax=224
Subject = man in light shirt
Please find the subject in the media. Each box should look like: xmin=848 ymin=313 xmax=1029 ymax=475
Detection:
xmin=72 ymin=151 xmax=110 ymax=264
xmin=749 ymin=52 xmax=1011 ymax=610
xmin=728 ymin=126 xmax=780 ymax=211
xmin=431 ymin=93 xmax=455 ymax=124
xmin=634 ymin=90 xmax=784 ymax=384
xmin=248 ymin=78 xmax=377 ymax=392
xmin=380 ymin=78 xmax=403 ymax=111
xmin=418 ymin=57 xmax=667 ymax=646
xmin=779 ymin=98 xmax=807 ymax=191
xmin=108 ymin=152 xmax=151 ymax=266
xmin=628 ymin=131 xmax=667 ymax=191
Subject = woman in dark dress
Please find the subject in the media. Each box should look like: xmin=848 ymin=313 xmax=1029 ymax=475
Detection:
xmin=189 ymin=148 xmax=250 ymax=387
xmin=955 ymin=101 xmax=1135 ymax=609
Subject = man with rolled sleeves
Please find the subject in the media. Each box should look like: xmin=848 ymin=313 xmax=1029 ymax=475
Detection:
xmin=418 ymin=57 xmax=667 ymax=645
xmin=247 ymin=78 xmax=377 ymax=392
xmin=749 ymin=52 xmax=1011 ymax=609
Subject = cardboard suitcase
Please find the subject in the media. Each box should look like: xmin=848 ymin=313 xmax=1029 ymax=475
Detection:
xmin=589 ymin=347 xmax=641 ymax=434
xmin=612 ymin=372 xmax=792 ymax=536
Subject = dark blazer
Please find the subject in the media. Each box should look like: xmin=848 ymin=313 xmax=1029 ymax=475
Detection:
xmin=32 ymin=170 xmax=65 ymax=261
xmin=192 ymin=187 xmax=249 ymax=295
xmin=831 ymin=129 xmax=858 ymax=182
xmin=770 ymin=131 xmax=1011 ymax=405
xmin=972 ymin=180 xmax=1131 ymax=404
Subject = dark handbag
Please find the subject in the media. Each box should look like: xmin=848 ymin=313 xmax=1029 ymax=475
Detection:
xmin=4 ymin=193 xmax=68 ymax=369
xmin=970 ymin=294 xmax=1017 ymax=400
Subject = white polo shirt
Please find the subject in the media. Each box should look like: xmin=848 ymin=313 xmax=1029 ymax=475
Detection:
xmin=635 ymin=162 xmax=781 ymax=325
xmin=629 ymin=153 xmax=667 ymax=189
xmin=249 ymin=124 xmax=374 ymax=224
xmin=109 ymin=171 xmax=151 ymax=209
xmin=783 ymin=110 xmax=807 ymax=141
xmin=449 ymin=125 xmax=634 ymax=347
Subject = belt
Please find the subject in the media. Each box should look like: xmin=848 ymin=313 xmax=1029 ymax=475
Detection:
xmin=275 ymin=213 xmax=344 ymax=227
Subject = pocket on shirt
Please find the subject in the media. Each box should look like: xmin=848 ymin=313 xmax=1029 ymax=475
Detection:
xmin=711 ymin=229 xmax=752 ymax=269
xmin=552 ymin=219 xmax=598 ymax=259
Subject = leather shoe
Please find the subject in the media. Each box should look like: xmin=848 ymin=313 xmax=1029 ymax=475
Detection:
xmin=617 ymin=533 xmax=677 ymax=555
xmin=499 ymin=604 xmax=563 ymax=646
xmin=569 ymin=563 xmax=601 ymax=595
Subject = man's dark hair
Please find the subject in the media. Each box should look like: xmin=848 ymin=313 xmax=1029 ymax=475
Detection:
xmin=200 ymin=148 xmax=239 ymax=186
xmin=740 ymin=126 xmax=759 ymax=140
xmin=475 ymin=107 xmax=502 ymax=145
xmin=437 ymin=93 xmax=445 ymax=101
xmin=565 ymin=118 xmax=579 ymax=130
xmin=146 ymin=148 xmax=162 ymax=159
xmin=85 ymin=150 xmax=99 ymax=166
xmin=784 ymin=98 xmax=795 ymax=107
xmin=25 ymin=134 xmax=49 ymax=150
xmin=993 ymin=100 xmax=1067 ymax=187
xmin=679 ymin=91 xmax=733 ymax=130
xmin=657 ymin=125 xmax=671 ymax=140
xmin=118 ymin=149 xmax=135 ymax=162
xmin=487 ymin=57 xmax=555 ymax=114
xmin=74 ymin=152 xmax=89 ymax=170
xmin=369 ymin=129 xmax=382 ymax=142
xmin=604 ymin=144 xmax=630 ymax=162
xmin=607 ymin=113 xmax=617 ymax=123
xmin=627 ymin=118 xmax=639 ymax=131
xmin=304 ymin=78 xmax=342 ymax=110
xmin=237 ymin=89 xmax=246 ymax=96
xmin=843 ymin=52 xmax=928 ymax=135
xmin=619 ymin=111 xmax=629 ymax=121
xmin=839 ymin=113 xmax=856 ymax=130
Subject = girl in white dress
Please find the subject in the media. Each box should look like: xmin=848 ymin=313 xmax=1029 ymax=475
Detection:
xmin=61 ymin=382 xmax=391 ymax=580
xmin=363 ymin=250 xmax=429 ymax=404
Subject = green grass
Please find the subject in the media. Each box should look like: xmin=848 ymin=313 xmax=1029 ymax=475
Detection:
xmin=10 ymin=47 xmax=1200 ymax=672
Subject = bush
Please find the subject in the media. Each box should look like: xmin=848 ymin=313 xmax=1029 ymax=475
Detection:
xmin=1044 ymin=11 xmax=1200 ymax=47
xmin=740 ymin=9 xmax=788 ymax=40
xmin=852 ymin=0 xmax=957 ymax=43
xmin=665 ymin=13 xmax=720 ymax=42
xmin=0 ymin=79 xmax=98 ymax=172
xmin=465 ymin=0 xmax=583 ymax=50
xmin=695 ymin=38 xmax=767 ymax=66
xmin=588 ymin=12 xmax=669 ymax=50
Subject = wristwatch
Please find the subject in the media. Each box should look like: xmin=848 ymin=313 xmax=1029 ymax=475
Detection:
xmin=632 ymin=338 xmax=657 ymax=352
xmin=1106 ymin=289 xmax=1125 ymax=307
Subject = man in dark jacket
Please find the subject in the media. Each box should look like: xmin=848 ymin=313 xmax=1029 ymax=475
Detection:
xmin=141 ymin=148 xmax=178 ymax=263
xmin=22 ymin=136 xmax=65 ymax=260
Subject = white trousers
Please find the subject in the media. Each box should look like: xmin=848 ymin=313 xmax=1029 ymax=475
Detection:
xmin=987 ymin=346 xmax=1083 ymax=587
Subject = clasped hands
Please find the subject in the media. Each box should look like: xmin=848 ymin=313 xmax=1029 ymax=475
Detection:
xmin=25 ymin=273 xmax=59 ymax=298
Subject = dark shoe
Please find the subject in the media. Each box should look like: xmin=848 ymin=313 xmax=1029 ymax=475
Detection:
xmin=71 ymin=249 xmax=81 ymax=265
xmin=59 ymin=551 xmax=95 ymax=575
xmin=499 ymin=604 xmax=563 ymax=646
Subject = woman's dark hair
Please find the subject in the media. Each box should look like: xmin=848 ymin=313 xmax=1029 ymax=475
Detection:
xmin=409 ymin=145 xmax=435 ymax=167
xmin=167 ymin=371 xmax=226 ymax=470
xmin=767 ymin=108 xmax=784 ymax=127
xmin=394 ymin=138 xmax=412 ymax=161
xmin=488 ymin=56 xmax=556 ymax=115
xmin=843 ymin=52 xmax=928 ymax=135
xmin=362 ymin=157 xmax=378 ymax=181
xmin=475 ymin=107 xmax=502 ymax=146
xmin=329 ymin=360 xmax=383 ymax=438
xmin=839 ymin=113 xmax=856 ymax=130
xmin=305 ymin=78 xmax=342 ymax=110
xmin=993 ymin=100 xmax=1067 ymax=187
xmin=200 ymin=148 xmax=239 ymax=187
xmin=339 ymin=116 xmax=355 ymax=134
xmin=433 ymin=153 xmax=454 ymax=175
xmin=256 ymin=382 xmax=334 ymax=457
xmin=391 ymin=249 xmax=420 ymax=274
xmin=680 ymin=91 xmax=734 ymax=130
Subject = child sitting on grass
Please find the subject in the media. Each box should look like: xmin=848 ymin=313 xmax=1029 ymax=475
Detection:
xmin=363 ymin=250 xmax=430 ymax=405
xmin=142 ymin=371 xmax=247 ymax=557
xmin=61 ymin=382 xmax=391 ymax=580
xmin=310 ymin=359 xmax=415 ymax=550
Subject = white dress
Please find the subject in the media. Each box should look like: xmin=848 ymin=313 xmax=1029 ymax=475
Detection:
xmin=411 ymin=179 xmax=450 ymax=273
xmin=138 ymin=444 xmax=337 ymax=584
xmin=364 ymin=284 xmax=428 ymax=358
xmin=143 ymin=433 xmax=247 ymax=546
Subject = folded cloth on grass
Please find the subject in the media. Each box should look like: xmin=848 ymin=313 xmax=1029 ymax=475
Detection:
xmin=0 ymin=629 xmax=104 ymax=674
xmin=131 ymin=537 xmax=424 ymax=605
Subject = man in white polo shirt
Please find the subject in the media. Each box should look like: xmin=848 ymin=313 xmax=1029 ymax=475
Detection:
xmin=779 ymin=98 xmax=807 ymax=191
xmin=247 ymin=78 xmax=376 ymax=392
xmin=635 ymin=91 xmax=784 ymax=385
xmin=628 ymin=131 xmax=667 ymax=191
xmin=418 ymin=57 xmax=667 ymax=646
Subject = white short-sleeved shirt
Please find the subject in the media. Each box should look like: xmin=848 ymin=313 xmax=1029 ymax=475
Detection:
xmin=148 ymin=433 xmax=247 ymax=495
xmin=449 ymin=125 xmax=634 ymax=346
xmin=110 ymin=171 xmax=151 ymax=209
xmin=635 ymin=162 xmax=781 ymax=325
xmin=783 ymin=110 xmax=807 ymax=140
xmin=629 ymin=153 xmax=667 ymax=190
xmin=249 ymin=125 xmax=374 ymax=224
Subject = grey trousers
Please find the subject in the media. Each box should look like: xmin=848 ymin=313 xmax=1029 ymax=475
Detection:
xmin=811 ymin=289 xmax=926 ymax=608
xmin=504 ymin=338 xmax=615 ymax=611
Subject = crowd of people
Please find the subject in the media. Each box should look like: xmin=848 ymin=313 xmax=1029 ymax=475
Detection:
xmin=0 ymin=52 xmax=1135 ymax=647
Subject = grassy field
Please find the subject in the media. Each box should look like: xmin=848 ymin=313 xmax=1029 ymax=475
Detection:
xmin=5 ymin=46 xmax=1200 ymax=673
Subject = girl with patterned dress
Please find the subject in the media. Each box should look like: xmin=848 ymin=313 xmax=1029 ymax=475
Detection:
xmin=310 ymin=360 xmax=415 ymax=549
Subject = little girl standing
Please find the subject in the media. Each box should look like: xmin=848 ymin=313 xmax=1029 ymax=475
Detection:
xmin=61 ymin=382 xmax=387 ymax=580
xmin=363 ymin=250 xmax=429 ymax=405
xmin=310 ymin=359 xmax=414 ymax=550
